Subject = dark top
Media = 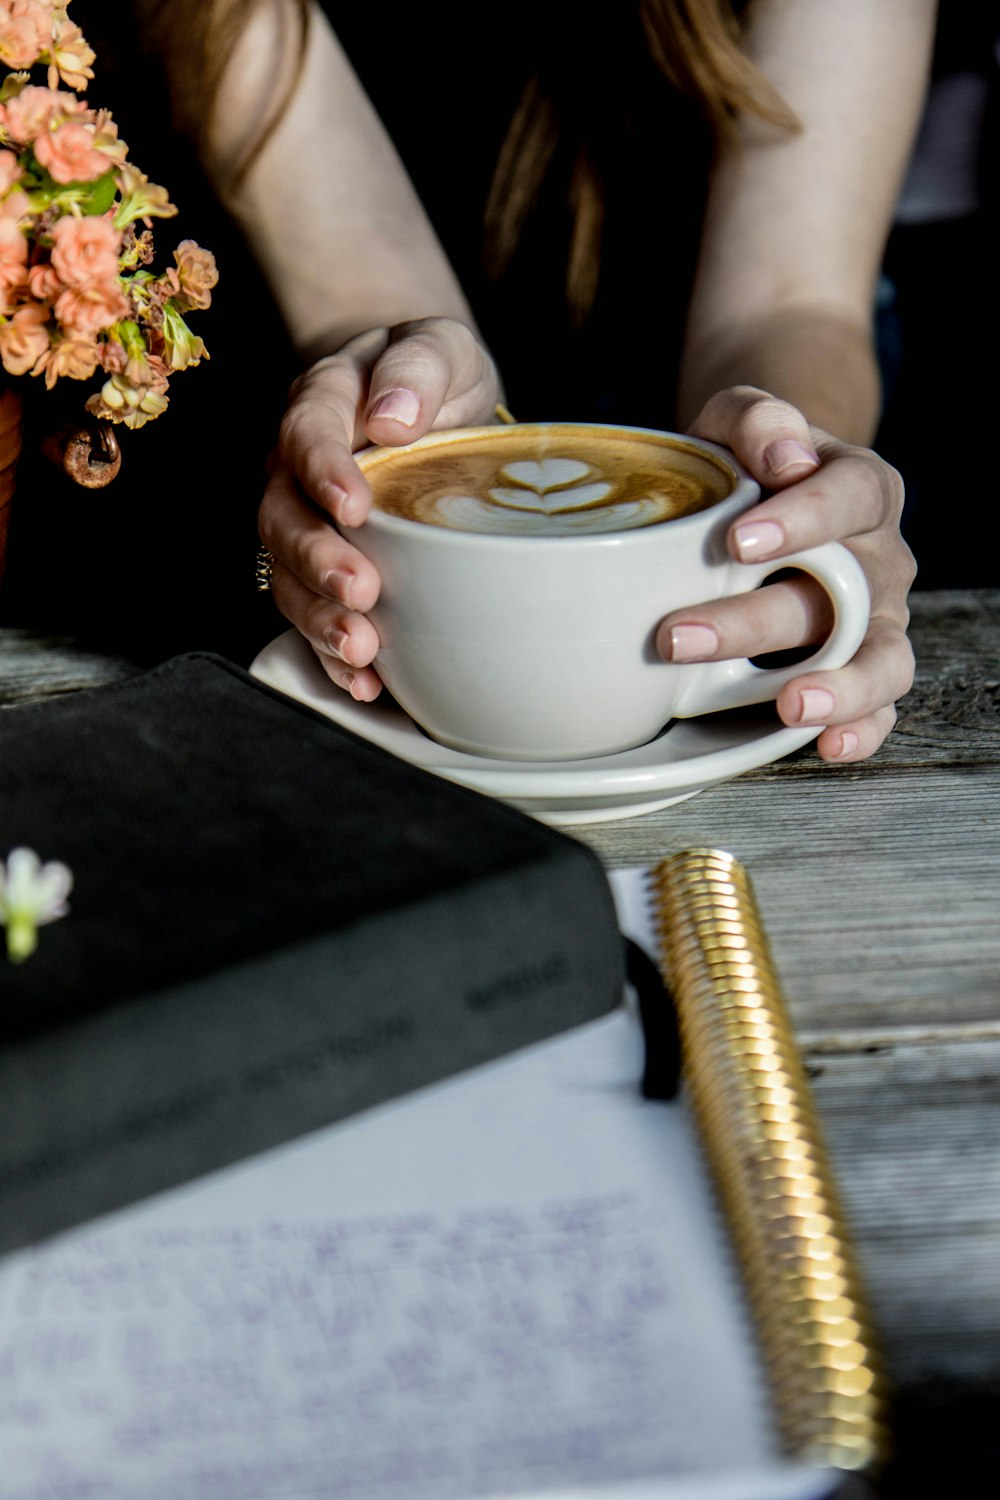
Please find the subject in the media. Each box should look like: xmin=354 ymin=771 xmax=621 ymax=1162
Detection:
xmin=328 ymin=3 xmax=715 ymax=428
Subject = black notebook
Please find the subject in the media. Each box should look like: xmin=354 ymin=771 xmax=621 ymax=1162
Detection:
xmin=0 ymin=653 xmax=624 ymax=1253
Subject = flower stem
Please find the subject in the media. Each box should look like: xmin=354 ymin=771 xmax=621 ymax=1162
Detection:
xmin=6 ymin=916 xmax=38 ymax=963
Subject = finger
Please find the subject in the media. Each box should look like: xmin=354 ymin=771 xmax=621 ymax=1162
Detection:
xmin=270 ymin=559 xmax=383 ymax=701
xmin=774 ymin=616 xmax=915 ymax=730
xmin=280 ymin=330 xmax=391 ymax=527
xmin=727 ymin=449 xmax=906 ymax=565
xmin=815 ymin=704 xmax=898 ymax=763
xmin=690 ymin=385 xmax=904 ymax=562
xmin=689 ymin=386 xmax=821 ymax=489
xmin=364 ymin=317 xmax=500 ymax=444
xmin=259 ymin=463 xmax=381 ymax=613
xmin=316 ymin=654 xmax=383 ymax=703
xmin=657 ymin=575 xmax=835 ymax=663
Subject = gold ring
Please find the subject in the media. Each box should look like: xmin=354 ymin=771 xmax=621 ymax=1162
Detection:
xmin=494 ymin=402 xmax=517 ymax=425
xmin=255 ymin=547 xmax=275 ymax=591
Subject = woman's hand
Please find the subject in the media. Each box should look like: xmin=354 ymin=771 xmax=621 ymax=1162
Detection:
xmin=258 ymin=316 xmax=503 ymax=699
xmin=655 ymin=386 xmax=916 ymax=762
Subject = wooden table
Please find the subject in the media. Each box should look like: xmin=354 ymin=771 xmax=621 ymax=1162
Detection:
xmin=3 ymin=589 xmax=998 ymax=1496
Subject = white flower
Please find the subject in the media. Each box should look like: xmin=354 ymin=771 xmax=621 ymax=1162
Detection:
xmin=0 ymin=847 xmax=73 ymax=963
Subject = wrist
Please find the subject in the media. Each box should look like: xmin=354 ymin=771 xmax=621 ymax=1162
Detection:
xmin=678 ymin=307 xmax=881 ymax=445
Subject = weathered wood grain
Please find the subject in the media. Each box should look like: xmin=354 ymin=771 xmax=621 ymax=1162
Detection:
xmin=806 ymin=1038 xmax=1000 ymax=1385
xmin=579 ymin=763 xmax=1000 ymax=1032
xmin=0 ymin=627 xmax=138 ymax=705
xmin=768 ymin=589 xmax=999 ymax=771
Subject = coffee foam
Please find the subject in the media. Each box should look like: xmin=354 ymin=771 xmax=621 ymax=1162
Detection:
xmin=363 ymin=429 xmax=733 ymax=536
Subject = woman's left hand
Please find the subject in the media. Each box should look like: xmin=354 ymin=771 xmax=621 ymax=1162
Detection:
xmin=655 ymin=386 xmax=916 ymax=762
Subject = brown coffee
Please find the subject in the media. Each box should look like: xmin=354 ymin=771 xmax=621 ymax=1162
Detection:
xmin=359 ymin=425 xmax=735 ymax=536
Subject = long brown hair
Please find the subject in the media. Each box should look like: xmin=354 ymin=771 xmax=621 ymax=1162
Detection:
xmin=149 ymin=0 xmax=796 ymax=322
xmin=137 ymin=0 xmax=311 ymax=181
xmin=484 ymin=0 xmax=799 ymax=323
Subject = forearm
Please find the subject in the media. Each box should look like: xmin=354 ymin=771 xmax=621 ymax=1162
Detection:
xmin=675 ymin=0 xmax=934 ymax=448
xmin=677 ymin=306 xmax=882 ymax=446
xmin=192 ymin=3 xmax=478 ymax=364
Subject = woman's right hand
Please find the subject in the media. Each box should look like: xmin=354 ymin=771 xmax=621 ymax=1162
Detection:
xmin=258 ymin=316 xmax=503 ymax=698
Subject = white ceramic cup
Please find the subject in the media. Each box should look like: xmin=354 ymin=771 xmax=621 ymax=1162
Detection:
xmin=348 ymin=423 xmax=870 ymax=762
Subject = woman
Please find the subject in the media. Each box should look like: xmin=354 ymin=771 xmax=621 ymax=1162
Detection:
xmin=142 ymin=0 xmax=929 ymax=762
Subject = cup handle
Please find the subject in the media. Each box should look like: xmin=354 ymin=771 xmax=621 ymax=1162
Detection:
xmin=672 ymin=541 xmax=871 ymax=718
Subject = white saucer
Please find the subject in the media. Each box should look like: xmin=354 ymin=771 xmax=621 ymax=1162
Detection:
xmin=250 ymin=631 xmax=821 ymax=826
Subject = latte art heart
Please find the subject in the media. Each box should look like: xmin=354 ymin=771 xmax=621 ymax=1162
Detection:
xmin=497 ymin=458 xmax=592 ymax=492
xmin=486 ymin=481 xmax=613 ymax=514
xmin=434 ymin=456 xmax=666 ymax=532
xmin=429 ymin=494 xmax=669 ymax=534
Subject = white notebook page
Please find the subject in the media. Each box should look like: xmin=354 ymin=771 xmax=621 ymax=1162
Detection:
xmin=0 ymin=870 xmax=831 ymax=1500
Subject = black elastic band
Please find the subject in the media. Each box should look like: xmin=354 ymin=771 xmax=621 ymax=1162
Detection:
xmin=623 ymin=936 xmax=681 ymax=1102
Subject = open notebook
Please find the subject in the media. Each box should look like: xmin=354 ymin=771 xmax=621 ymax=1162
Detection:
xmin=0 ymin=853 xmax=882 ymax=1500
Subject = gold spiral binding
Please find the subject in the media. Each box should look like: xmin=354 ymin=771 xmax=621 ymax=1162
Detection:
xmin=648 ymin=848 xmax=889 ymax=1474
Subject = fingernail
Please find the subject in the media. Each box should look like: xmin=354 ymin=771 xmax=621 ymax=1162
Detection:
xmin=835 ymin=730 xmax=859 ymax=758
xmin=321 ymin=479 xmax=360 ymax=524
xmin=734 ymin=519 xmax=784 ymax=560
xmin=669 ymin=623 xmax=719 ymax=662
xmin=341 ymin=671 xmax=357 ymax=694
xmin=339 ymin=492 xmax=367 ymax=527
xmin=764 ymin=439 xmax=819 ymax=477
xmin=369 ymin=387 xmax=420 ymax=428
xmin=324 ymin=567 xmax=355 ymax=605
xmin=323 ymin=626 xmax=350 ymax=658
xmin=798 ymin=688 xmax=836 ymax=723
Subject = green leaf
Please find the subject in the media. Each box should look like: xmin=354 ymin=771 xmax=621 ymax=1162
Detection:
xmin=0 ymin=72 xmax=29 ymax=106
xmin=19 ymin=158 xmax=120 ymax=217
xmin=78 ymin=170 xmax=118 ymax=217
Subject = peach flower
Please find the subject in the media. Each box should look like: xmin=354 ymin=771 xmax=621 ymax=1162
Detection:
xmin=172 ymin=239 xmax=218 ymax=311
xmin=89 ymin=108 xmax=127 ymax=164
xmin=113 ymin=163 xmax=175 ymax=227
xmin=1 ymin=83 xmax=84 ymax=144
xmin=0 ymin=9 xmax=214 ymax=421
xmin=49 ymin=213 xmax=120 ymax=288
xmin=46 ymin=17 xmax=95 ymax=92
xmin=0 ymin=21 xmax=37 ymax=71
xmin=0 ymin=147 xmax=21 ymax=195
xmin=99 ymin=334 xmax=127 ymax=373
xmin=27 ymin=258 xmax=60 ymax=300
xmin=54 ymin=279 xmax=128 ymax=335
xmin=87 ymin=369 xmax=169 ymax=428
xmin=0 ymin=187 xmax=28 ymax=224
xmin=0 ymin=299 xmax=49 ymax=375
xmin=33 ymin=329 xmax=101 ymax=388
xmin=8 ymin=2 xmax=52 ymax=46
xmin=0 ymin=212 xmax=27 ymax=292
xmin=34 ymin=120 xmax=108 ymax=183
xmin=160 ymin=301 xmax=207 ymax=369
xmin=0 ymin=0 xmax=51 ymax=71
xmin=120 ymin=346 xmax=167 ymax=390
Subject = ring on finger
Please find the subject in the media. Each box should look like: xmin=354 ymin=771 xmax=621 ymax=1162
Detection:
xmin=256 ymin=547 xmax=275 ymax=592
